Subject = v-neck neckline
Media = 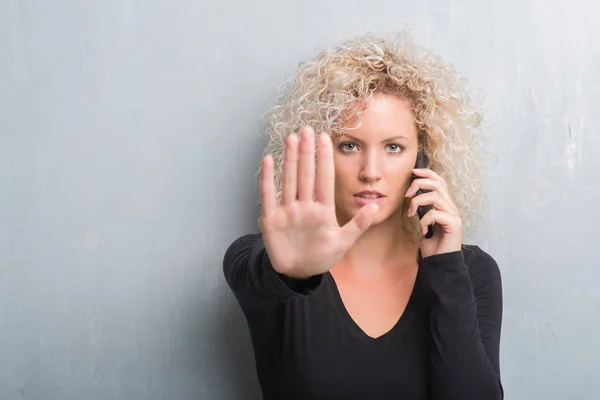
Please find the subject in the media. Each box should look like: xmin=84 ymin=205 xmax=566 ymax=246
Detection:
xmin=325 ymin=263 xmax=422 ymax=346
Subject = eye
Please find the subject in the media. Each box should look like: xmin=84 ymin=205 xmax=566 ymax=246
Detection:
xmin=339 ymin=142 xmax=358 ymax=152
xmin=387 ymin=143 xmax=404 ymax=153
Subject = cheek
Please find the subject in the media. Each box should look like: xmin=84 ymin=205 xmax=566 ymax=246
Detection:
xmin=401 ymin=172 xmax=413 ymax=191
xmin=333 ymin=160 xmax=353 ymax=189
xmin=334 ymin=177 xmax=353 ymax=209
xmin=383 ymin=164 xmax=413 ymax=193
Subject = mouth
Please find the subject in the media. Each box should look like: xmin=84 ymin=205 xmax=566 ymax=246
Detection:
xmin=353 ymin=191 xmax=386 ymax=206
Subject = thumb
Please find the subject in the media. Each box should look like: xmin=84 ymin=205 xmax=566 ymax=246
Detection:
xmin=339 ymin=203 xmax=379 ymax=246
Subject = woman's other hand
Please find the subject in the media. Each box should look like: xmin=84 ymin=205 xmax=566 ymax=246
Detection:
xmin=405 ymin=168 xmax=463 ymax=258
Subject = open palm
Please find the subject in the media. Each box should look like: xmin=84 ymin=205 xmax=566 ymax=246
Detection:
xmin=259 ymin=127 xmax=379 ymax=279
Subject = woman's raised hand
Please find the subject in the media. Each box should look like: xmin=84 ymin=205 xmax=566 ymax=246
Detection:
xmin=259 ymin=127 xmax=379 ymax=278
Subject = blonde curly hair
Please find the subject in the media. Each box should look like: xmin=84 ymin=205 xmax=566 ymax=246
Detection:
xmin=257 ymin=32 xmax=488 ymax=240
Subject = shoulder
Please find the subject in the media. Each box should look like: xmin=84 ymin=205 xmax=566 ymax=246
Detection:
xmin=461 ymin=244 xmax=502 ymax=290
xmin=222 ymin=233 xmax=264 ymax=272
xmin=225 ymin=232 xmax=263 ymax=255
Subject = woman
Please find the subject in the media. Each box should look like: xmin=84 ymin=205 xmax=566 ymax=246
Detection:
xmin=223 ymin=32 xmax=503 ymax=399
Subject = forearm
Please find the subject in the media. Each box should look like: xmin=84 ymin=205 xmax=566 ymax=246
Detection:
xmin=223 ymin=233 xmax=323 ymax=314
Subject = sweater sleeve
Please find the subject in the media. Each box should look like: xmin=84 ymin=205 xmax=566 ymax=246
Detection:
xmin=222 ymin=233 xmax=323 ymax=316
xmin=421 ymin=245 xmax=504 ymax=399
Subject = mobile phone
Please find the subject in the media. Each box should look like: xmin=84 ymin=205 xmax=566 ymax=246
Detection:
xmin=414 ymin=151 xmax=434 ymax=239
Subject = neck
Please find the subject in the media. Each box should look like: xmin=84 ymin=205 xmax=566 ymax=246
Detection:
xmin=335 ymin=210 xmax=419 ymax=278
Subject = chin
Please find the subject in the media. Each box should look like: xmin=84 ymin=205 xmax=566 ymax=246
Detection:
xmin=372 ymin=202 xmax=405 ymax=226
xmin=340 ymin=203 xmax=389 ymax=227
xmin=371 ymin=209 xmax=397 ymax=226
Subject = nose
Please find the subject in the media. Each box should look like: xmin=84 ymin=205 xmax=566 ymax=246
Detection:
xmin=358 ymin=149 xmax=382 ymax=183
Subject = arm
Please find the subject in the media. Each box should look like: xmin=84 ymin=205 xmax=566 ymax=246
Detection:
xmin=224 ymin=129 xmax=377 ymax=319
xmin=421 ymin=246 xmax=504 ymax=399
xmin=222 ymin=233 xmax=323 ymax=317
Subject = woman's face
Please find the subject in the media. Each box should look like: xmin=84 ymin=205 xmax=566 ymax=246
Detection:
xmin=333 ymin=93 xmax=419 ymax=227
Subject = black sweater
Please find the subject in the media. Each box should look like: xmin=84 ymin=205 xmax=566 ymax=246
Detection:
xmin=223 ymin=233 xmax=503 ymax=399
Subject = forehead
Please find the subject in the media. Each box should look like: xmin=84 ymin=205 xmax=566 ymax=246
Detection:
xmin=338 ymin=93 xmax=418 ymax=141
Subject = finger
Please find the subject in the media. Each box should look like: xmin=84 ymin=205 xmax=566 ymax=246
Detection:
xmin=412 ymin=168 xmax=447 ymax=186
xmin=339 ymin=204 xmax=379 ymax=246
xmin=405 ymin=178 xmax=444 ymax=198
xmin=315 ymin=133 xmax=335 ymax=206
xmin=282 ymin=135 xmax=299 ymax=205
xmin=419 ymin=209 xmax=462 ymax=235
xmin=298 ymin=127 xmax=316 ymax=201
xmin=260 ymin=155 xmax=278 ymax=218
xmin=408 ymin=192 xmax=458 ymax=217
xmin=405 ymin=179 xmax=458 ymax=215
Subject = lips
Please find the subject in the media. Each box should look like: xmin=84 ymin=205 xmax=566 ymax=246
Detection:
xmin=353 ymin=190 xmax=386 ymax=206
xmin=354 ymin=190 xmax=385 ymax=198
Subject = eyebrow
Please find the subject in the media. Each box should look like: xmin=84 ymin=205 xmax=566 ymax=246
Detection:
xmin=341 ymin=134 xmax=408 ymax=143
